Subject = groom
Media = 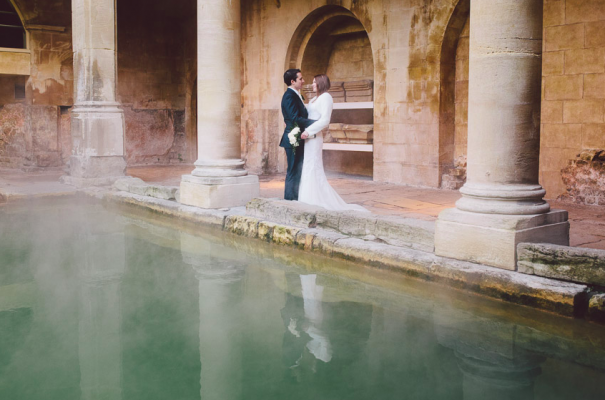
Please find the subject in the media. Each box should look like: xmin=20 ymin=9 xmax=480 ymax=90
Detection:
xmin=280 ymin=69 xmax=315 ymax=200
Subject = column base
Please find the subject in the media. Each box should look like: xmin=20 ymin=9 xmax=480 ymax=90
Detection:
xmin=435 ymin=208 xmax=570 ymax=270
xmin=180 ymin=174 xmax=260 ymax=209
xmin=61 ymin=155 xmax=126 ymax=188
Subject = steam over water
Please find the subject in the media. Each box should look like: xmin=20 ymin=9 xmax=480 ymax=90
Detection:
xmin=1 ymin=198 xmax=605 ymax=400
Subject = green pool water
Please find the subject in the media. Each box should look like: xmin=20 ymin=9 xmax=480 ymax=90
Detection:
xmin=1 ymin=199 xmax=604 ymax=400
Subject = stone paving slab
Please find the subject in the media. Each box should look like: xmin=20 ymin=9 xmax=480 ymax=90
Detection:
xmin=246 ymin=197 xmax=435 ymax=252
xmin=0 ymin=168 xmax=76 ymax=203
xmin=518 ymin=243 xmax=605 ymax=287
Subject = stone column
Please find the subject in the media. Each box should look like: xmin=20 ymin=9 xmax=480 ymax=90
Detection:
xmin=435 ymin=0 xmax=569 ymax=270
xmin=63 ymin=0 xmax=126 ymax=187
xmin=179 ymin=0 xmax=259 ymax=209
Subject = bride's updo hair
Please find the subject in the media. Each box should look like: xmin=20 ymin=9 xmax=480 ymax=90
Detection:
xmin=314 ymin=74 xmax=331 ymax=96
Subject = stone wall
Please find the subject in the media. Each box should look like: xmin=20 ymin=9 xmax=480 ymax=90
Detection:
xmin=0 ymin=0 xmax=197 ymax=170
xmin=540 ymin=0 xmax=605 ymax=199
xmin=0 ymin=0 xmax=73 ymax=170
xmin=116 ymin=0 xmax=197 ymax=166
xmin=559 ymin=150 xmax=605 ymax=205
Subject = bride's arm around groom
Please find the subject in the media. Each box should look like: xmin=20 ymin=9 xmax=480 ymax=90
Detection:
xmin=304 ymin=93 xmax=334 ymax=140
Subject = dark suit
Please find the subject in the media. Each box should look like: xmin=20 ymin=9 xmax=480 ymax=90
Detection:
xmin=280 ymin=88 xmax=315 ymax=200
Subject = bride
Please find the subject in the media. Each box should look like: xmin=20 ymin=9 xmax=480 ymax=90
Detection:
xmin=298 ymin=74 xmax=370 ymax=213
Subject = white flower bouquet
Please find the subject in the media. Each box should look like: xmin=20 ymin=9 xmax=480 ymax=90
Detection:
xmin=288 ymin=125 xmax=302 ymax=155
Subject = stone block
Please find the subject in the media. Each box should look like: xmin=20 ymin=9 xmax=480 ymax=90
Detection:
xmin=565 ymin=47 xmax=605 ymax=75
xmin=295 ymin=229 xmax=316 ymax=251
xmin=272 ymin=225 xmax=300 ymax=246
xmin=246 ymin=197 xmax=319 ymax=228
xmin=258 ymin=221 xmax=277 ymax=241
xmin=328 ymin=81 xmax=345 ymax=103
xmin=344 ymin=80 xmax=373 ymax=102
xmin=582 ymin=124 xmax=605 ymax=148
xmin=585 ymin=21 xmax=605 ymax=48
xmin=374 ymin=216 xmax=435 ymax=252
xmin=224 ymin=215 xmax=259 ymax=238
xmin=71 ymin=107 xmax=125 ymax=157
xmin=584 ymin=74 xmax=605 ymax=99
xmin=113 ymin=177 xmax=146 ymax=192
xmin=315 ymin=210 xmax=341 ymax=231
xmin=435 ymin=209 xmax=570 ymax=270
xmin=144 ymin=185 xmax=178 ymax=201
xmin=337 ymin=212 xmax=377 ymax=236
xmin=311 ymin=231 xmax=348 ymax=256
xmin=180 ymin=174 xmax=260 ymax=209
xmin=541 ymin=100 xmax=563 ymax=123
xmin=327 ymin=123 xmax=373 ymax=144
xmin=563 ymin=100 xmax=604 ymax=123
xmin=565 ymin=0 xmax=605 ymax=24
xmin=0 ymin=51 xmax=31 ymax=75
xmin=588 ymin=293 xmax=605 ymax=323
xmin=544 ymin=24 xmax=584 ymax=52
xmin=518 ymin=243 xmax=605 ymax=286
xmin=544 ymin=75 xmax=583 ymax=100
xmin=544 ymin=0 xmax=565 ymax=27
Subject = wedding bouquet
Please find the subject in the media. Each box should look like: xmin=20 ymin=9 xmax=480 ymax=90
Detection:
xmin=288 ymin=125 xmax=302 ymax=155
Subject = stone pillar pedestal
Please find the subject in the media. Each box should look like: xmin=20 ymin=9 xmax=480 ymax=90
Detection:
xmin=179 ymin=0 xmax=259 ymax=209
xmin=435 ymin=0 xmax=569 ymax=270
xmin=62 ymin=0 xmax=126 ymax=188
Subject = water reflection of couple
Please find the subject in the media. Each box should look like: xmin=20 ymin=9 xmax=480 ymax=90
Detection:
xmin=281 ymin=273 xmax=373 ymax=383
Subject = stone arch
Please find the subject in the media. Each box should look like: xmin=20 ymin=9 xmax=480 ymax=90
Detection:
xmin=285 ymin=5 xmax=376 ymax=177
xmin=285 ymin=5 xmax=374 ymax=73
xmin=438 ymin=0 xmax=470 ymax=189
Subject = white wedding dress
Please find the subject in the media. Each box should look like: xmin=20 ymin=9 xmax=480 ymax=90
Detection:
xmin=298 ymin=93 xmax=370 ymax=213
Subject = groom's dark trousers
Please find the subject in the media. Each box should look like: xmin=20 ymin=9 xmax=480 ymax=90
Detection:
xmin=280 ymin=88 xmax=315 ymax=200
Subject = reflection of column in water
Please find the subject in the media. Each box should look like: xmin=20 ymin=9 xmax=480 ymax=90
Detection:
xmin=188 ymin=255 xmax=245 ymax=400
xmin=77 ymin=230 xmax=125 ymax=400
xmin=435 ymin=316 xmax=545 ymax=400
xmin=456 ymin=351 xmax=544 ymax=400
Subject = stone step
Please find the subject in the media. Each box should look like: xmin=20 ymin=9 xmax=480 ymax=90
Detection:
xmin=246 ymin=198 xmax=435 ymax=253
xmin=113 ymin=177 xmax=178 ymax=201
xmin=518 ymin=243 xmax=605 ymax=288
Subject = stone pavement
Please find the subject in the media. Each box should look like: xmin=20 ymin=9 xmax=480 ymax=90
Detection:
xmin=0 ymin=168 xmax=76 ymax=202
xmin=1 ymin=165 xmax=604 ymax=250
xmin=127 ymin=166 xmax=605 ymax=250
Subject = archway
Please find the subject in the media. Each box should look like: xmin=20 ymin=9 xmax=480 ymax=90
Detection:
xmin=286 ymin=6 xmax=375 ymax=178
xmin=0 ymin=0 xmax=26 ymax=49
xmin=439 ymin=0 xmax=470 ymax=190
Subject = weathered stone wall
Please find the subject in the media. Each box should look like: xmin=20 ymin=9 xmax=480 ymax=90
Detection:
xmin=1 ymin=0 xmax=197 ymax=170
xmin=559 ymin=150 xmax=605 ymax=205
xmin=0 ymin=0 xmax=73 ymax=169
xmin=540 ymin=0 xmax=605 ymax=199
xmin=116 ymin=0 xmax=196 ymax=166
xmin=325 ymin=33 xmax=373 ymax=83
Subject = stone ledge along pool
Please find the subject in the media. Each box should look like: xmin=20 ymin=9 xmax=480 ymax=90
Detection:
xmin=1 ymin=198 xmax=605 ymax=400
